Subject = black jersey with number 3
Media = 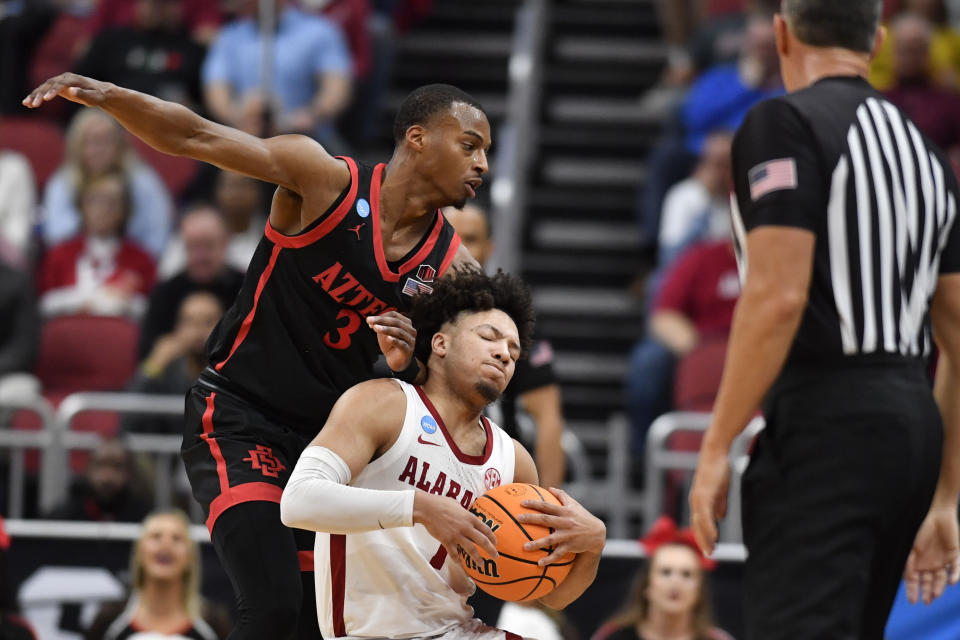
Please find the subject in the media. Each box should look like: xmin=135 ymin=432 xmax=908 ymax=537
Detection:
xmin=202 ymin=157 xmax=461 ymax=436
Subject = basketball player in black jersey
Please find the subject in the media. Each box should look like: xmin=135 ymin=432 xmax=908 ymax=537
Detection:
xmin=685 ymin=1 xmax=960 ymax=638
xmin=24 ymin=77 xmax=486 ymax=639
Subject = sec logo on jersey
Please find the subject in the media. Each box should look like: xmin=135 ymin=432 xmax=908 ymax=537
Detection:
xmin=483 ymin=467 xmax=501 ymax=491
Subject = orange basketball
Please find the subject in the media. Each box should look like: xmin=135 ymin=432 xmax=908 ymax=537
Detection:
xmin=459 ymin=483 xmax=575 ymax=601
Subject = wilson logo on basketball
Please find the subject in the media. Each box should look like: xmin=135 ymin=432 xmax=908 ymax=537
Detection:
xmin=483 ymin=468 xmax=501 ymax=491
xmin=456 ymin=545 xmax=499 ymax=578
xmin=469 ymin=505 xmax=501 ymax=533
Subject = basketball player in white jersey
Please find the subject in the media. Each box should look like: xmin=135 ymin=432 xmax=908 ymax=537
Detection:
xmin=280 ymin=268 xmax=606 ymax=639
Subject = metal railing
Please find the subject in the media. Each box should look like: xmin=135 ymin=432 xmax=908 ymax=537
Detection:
xmin=489 ymin=0 xmax=548 ymax=274
xmin=0 ymin=395 xmax=58 ymax=518
xmin=644 ymin=412 xmax=765 ymax=543
xmin=3 ymin=518 xmax=748 ymax=561
xmin=0 ymin=392 xmax=191 ymax=518
xmin=57 ymin=392 xmax=187 ymax=513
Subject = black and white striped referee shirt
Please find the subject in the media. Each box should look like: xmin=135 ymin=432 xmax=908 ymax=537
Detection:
xmin=731 ymin=75 xmax=960 ymax=365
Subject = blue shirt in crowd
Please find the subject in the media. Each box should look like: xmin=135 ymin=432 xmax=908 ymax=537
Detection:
xmin=202 ymin=7 xmax=351 ymax=114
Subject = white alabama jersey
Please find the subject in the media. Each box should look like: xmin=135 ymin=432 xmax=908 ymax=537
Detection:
xmin=314 ymin=380 xmax=517 ymax=640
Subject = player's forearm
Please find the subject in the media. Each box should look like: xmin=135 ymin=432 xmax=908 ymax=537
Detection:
xmin=280 ymin=446 xmax=414 ymax=533
xmin=537 ymin=550 xmax=601 ymax=610
xmin=932 ymin=352 xmax=960 ymax=507
xmin=524 ymin=385 xmax=566 ymax=488
xmin=702 ymin=282 xmax=805 ymax=454
xmin=535 ymin=426 xmax=565 ymax=490
xmin=98 ymin=84 xmax=209 ymax=158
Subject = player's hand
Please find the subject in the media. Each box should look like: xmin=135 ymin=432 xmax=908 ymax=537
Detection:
xmin=368 ymin=311 xmax=417 ymax=372
xmin=413 ymin=491 xmax=498 ymax=561
xmin=517 ymin=488 xmax=606 ymax=565
xmin=23 ymin=72 xmax=111 ymax=109
xmin=905 ymin=505 xmax=960 ymax=605
xmin=689 ymin=446 xmax=731 ymax=557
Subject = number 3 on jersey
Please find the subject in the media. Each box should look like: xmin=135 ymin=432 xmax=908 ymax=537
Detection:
xmin=324 ymin=309 xmax=363 ymax=349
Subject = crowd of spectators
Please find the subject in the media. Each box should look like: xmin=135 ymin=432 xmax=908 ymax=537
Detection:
xmin=0 ymin=0 xmax=439 ymax=523
xmin=627 ymin=0 xmax=960 ymax=470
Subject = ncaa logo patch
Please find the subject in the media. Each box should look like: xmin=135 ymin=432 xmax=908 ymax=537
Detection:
xmin=483 ymin=468 xmax=501 ymax=491
xmin=356 ymin=198 xmax=370 ymax=218
xmin=420 ymin=415 xmax=438 ymax=434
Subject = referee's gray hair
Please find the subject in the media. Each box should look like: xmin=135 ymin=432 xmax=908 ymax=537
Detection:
xmin=781 ymin=0 xmax=883 ymax=53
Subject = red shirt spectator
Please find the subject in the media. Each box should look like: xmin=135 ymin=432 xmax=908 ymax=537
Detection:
xmin=653 ymin=240 xmax=740 ymax=338
xmin=38 ymin=172 xmax=156 ymax=319
xmin=322 ymin=0 xmax=373 ymax=79
xmin=88 ymin=0 xmax=222 ymax=44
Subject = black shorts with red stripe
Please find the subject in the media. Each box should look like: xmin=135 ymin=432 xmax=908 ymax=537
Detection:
xmin=181 ymin=382 xmax=316 ymax=563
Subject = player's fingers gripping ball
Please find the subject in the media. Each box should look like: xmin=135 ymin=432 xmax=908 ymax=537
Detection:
xmin=460 ymin=483 xmax=575 ymax=601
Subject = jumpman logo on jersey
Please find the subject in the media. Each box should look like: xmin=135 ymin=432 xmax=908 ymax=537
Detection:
xmin=348 ymin=222 xmax=366 ymax=240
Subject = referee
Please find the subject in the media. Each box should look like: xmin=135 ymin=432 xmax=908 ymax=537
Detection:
xmin=688 ymin=1 xmax=960 ymax=638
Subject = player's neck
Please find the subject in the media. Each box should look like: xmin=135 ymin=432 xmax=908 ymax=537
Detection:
xmin=420 ymin=376 xmax=486 ymax=439
xmin=784 ymin=47 xmax=871 ymax=92
xmin=381 ymin=154 xmax=449 ymax=226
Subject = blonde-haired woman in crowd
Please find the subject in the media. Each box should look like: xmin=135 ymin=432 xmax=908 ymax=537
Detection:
xmin=85 ymin=510 xmax=231 ymax=640
xmin=42 ymin=108 xmax=172 ymax=258
xmin=592 ymin=517 xmax=734 ymax=640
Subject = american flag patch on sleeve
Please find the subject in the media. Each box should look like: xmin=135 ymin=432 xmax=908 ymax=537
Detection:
xmin=748 ymin=157 xmax=798 ymax=201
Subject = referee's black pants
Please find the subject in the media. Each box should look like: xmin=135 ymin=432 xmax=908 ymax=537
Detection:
xmin=741 ymin=361 xmax=942 ymax=640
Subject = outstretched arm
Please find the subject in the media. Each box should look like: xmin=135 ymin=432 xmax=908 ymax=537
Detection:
xmin=511 ymin=442 xmax=606 ymax=609
xmin=23 ymin=73 xmax=346 ymax=198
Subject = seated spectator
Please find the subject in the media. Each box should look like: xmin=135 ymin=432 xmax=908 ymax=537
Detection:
xmin=0 ymin=261 xmax=40 ymax=403
xmin=656 ymin=0 xmax=750 ymax=86
xmin=871 ymin=0 xmax=960 ymax=89
xmin=74 ymin=0 xmax=207 ymax=112
xmin=85 ymin=0 xmax=222 ymax=45
xmin=202 ymin=0 xmax=353 ymax=151
xmin=638 ymin=7 xmax=781 ymax=248
xmin=625 ymin=241 xmax=740 ymax=457
xmin=42 ymin=108 xmax=173 ymax=258
xmin=38 ymin=172 xmax=156 ymax=319
xmin=45 ymin=437 xmax=152 ymax=522
xmin=883 ymin=12 xmax=960 ymax=167
xmin=159 ymin=171 xmax=266 ymax=277
xmin=138 ymin=205 xmax=243 ymax=358
xmin=591 ymin=516 xmax=733 ymax=640
xmin=0 ymin=516 xmax=40 ymax=640
xmin=125 ymin=291 xmax=223 ymax=434
xmin=0 ymin=150 xmax=37 ymax=268
xmin=657 ymin=131 xmax=733 ymax=270
xmin=85 ymin=509 xmax=232 ymax=640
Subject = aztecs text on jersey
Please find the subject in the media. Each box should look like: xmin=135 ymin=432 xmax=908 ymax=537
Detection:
xmin=203 ymin=158 xmax=461 ymax=436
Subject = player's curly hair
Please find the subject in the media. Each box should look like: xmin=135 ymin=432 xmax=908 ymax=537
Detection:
xmin=393 ymin=84 xmax=486 ymax=145
xmin=409 ymin=266 xmax=536 ymax=366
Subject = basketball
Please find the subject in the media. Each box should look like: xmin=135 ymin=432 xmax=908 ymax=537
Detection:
xmin=459 ymin=483 xmax=575 ymax=601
